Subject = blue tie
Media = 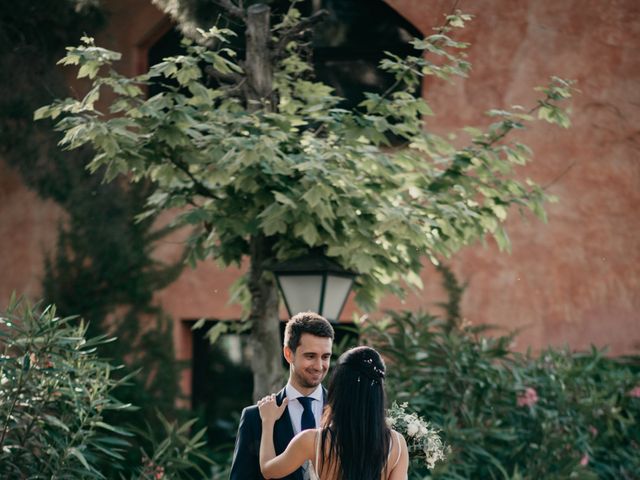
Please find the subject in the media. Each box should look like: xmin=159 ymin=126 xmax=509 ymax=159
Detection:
xmin=298 ymin=396 xmax=315 ymax=430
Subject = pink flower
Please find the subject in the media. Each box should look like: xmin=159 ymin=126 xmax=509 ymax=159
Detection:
xmin=580 ymin=453 xmax=589 ymax=466
xmin=517 ymin=387 xmax=539 ymax=407
xmin=628 ymin=386 xmax=640 ymax=398
xmin=589 ymin=426 xmax=598 ymax=438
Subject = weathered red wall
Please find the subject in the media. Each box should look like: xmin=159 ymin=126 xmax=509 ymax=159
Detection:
xmin=384 ymin=0 xmax=640 ymax=353
xmin=0 ymin=163 xmax=61 ymax=303
xmin=1 ymin=0 xmax=638 ymax=360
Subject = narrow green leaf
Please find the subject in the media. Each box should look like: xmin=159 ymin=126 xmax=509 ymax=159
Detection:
xmin=68 ymin=447 xmax=91 ymax=471
xmin=92 ymin=421 xmax=134 ymax=437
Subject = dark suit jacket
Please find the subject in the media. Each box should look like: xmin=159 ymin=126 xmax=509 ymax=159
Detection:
xmin=229 ymin=387 xmax=325 ymax=480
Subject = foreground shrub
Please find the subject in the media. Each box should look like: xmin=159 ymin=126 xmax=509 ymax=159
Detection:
xmin=364 ymin=311 xmax=640 ymax=479
xmin=0 ymin=296 xmax=211 ymax=479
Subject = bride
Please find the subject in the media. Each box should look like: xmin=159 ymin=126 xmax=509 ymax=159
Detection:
xmin=258 ymin=346 xmax=409 ymax=480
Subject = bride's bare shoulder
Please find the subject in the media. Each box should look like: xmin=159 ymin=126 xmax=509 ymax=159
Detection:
xmin=387 ymin=429 xmax=409 ymax=479
xmin=389 ymin=430 xmax=408 ymax=456
xmin=291 ymin=428 xmax=321 ymax=451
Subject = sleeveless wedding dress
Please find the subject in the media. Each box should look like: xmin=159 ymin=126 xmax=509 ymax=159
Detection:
xmin=305 ymin=430 xmax=402 ymax=480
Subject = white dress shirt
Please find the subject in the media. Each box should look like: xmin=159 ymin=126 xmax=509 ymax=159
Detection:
xmin=285 ymin=383 xmax=324 ymax=435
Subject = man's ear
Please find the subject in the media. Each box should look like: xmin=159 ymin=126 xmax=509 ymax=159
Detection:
xmin=283 ymin=345 xmax=294 ymax=364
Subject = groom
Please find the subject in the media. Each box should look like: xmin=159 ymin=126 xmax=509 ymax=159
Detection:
xmin=230 ymin=311 xmax=335 ymax=480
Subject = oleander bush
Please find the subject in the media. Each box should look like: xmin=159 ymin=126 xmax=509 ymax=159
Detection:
xmin=364 ymin=310 xmax=640 ymax=479
xmin=0 ymin=296 xmax=212 ymax=479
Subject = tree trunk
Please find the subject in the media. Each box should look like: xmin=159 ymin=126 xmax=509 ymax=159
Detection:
xmin=245 ymin=5 xmax=281 ymax=402
xmin=248 ymin=235 xmax=282 ymax=402
xmin=245 ymin=4 xmax=274 ymax=111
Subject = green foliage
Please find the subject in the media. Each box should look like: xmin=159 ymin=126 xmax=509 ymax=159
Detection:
xmin=0 ymin=296 xmax=134 ymax=478
xmin=132 ymin=413 xmax=213 ymax=480
xmin=363 ymin=311 xmax=640 ymax=479
xmin=36 ymin=7 xmax=575 ymax=314
xmin=0 ymin=296 xmax=213 ymax=479
xmin=37 ymin=164 xmax=188 ymax=474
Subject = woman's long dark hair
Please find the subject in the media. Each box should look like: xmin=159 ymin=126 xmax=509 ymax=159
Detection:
xmin=320 ymin=346 xmax=390 ymax=480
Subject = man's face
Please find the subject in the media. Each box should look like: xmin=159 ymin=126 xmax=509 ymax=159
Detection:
xmin=284 ymin=333 xmax=332 ymax=392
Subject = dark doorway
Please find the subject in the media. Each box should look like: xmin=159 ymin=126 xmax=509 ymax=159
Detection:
xmin=310 ymin=0 xmax=422 ymax=110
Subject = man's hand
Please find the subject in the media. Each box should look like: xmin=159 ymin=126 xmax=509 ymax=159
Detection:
xmin=258 ymin=394 xmax=288 ymax=424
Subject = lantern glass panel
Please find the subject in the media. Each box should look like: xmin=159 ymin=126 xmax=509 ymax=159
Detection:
xmin=277 ymin=275 xmax=323 ymax=316
xmin=322 ymin=274 xmax=353 ymax=321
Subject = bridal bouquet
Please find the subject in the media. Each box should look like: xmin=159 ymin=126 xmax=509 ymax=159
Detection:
xmin=387 ymin=402 xmax=447 ymax=470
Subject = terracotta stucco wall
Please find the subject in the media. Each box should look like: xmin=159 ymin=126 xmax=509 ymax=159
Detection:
xmin=383 ymin=0 xmax=640 ymax=353
xmin=0 ymin=163 xmax=61 ymax=303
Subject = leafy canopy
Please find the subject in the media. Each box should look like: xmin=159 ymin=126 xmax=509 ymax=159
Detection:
xmin=36 ymin=9 xmax=574 ymax=309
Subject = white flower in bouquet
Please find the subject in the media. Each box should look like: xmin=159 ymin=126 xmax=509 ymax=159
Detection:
xmin=387 ymin=402 xmax=447 ymax=470
xmin=406 ymin=420 xmax=420 ymax=437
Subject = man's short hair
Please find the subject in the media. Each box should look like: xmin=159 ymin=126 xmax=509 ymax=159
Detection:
xmin=284 ymin=311 xmax=335 ymax=352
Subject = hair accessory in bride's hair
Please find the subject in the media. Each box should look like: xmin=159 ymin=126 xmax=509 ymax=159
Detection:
xmin=363 ymin=357 xmax=385 ymax=379
xmin=343 ymin=355 xmax=385 ymax=385
xmin=339 ymin=347 xmax=386 ymax=388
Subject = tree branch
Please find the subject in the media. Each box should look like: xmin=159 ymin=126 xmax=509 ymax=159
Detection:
xmin=204 ymin=65 xmax=243 ymax=86
xmin=168 ymin=157 xmax=222 ymax=201
xmin=367 ymin=1 xmax=465 ymax=116
xmin=213 ymin=0 xmax=246 ymax=21
xmin=220 ymin=76 xmax=247 ymax=97
xmin=272 ymin=9 xmax=329 ymax=60
xmin=434 ymin=0 xmax=462 ymax=35
xmin=542 ymin=161 xmax=576 ymax=191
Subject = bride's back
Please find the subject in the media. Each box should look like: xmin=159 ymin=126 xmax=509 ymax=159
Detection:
xmin=310 ymin=347 xmax=409 ymax=480
xmin=311 ymin=427 xmax=406 ymax=480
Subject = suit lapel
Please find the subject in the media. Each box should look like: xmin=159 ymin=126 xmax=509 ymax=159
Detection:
xmin=273 ymin=388 xmax=295 ymax=455
xmin=272 ymin=385 xmax=326 ymax=480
